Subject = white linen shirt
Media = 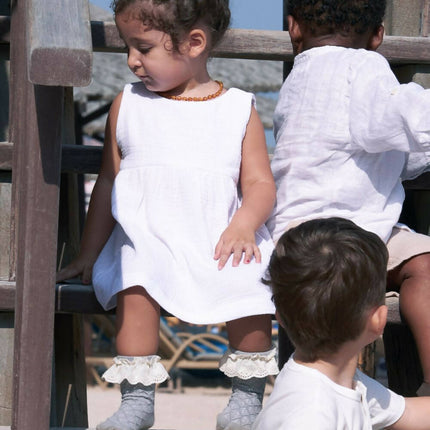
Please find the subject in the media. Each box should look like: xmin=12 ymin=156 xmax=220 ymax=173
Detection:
xmin=253 ymin=356 xmax=405 ymax=430
xmin=268 ymin=46 xmax=430 ymax=242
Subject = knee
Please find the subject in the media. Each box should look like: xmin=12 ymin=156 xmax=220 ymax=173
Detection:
xmin=402 ymin=253 xmax=430 ymax=278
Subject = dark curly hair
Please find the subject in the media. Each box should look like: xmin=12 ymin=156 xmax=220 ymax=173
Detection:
xmin=263 ymin=218 xmax=388 ymax=362
xmin=286 ymin=0 xmax=386 ymax=35
xmin=111 ymin=0 xmax=230 ymax=51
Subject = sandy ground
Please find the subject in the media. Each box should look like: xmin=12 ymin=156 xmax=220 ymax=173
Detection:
xmin=87 ymin=374 xmax=274 ymax=430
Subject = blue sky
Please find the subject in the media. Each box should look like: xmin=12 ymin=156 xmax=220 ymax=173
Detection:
xmin=91 ymin=0 xmax=283 ymax=30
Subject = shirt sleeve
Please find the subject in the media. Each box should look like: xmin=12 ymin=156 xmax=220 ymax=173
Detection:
xmin=401 ymin=151 xmax=430 ymax=180
xmin=356 ymin=370 xmax=406 ymax=428
xmin=349 ymin=51 xmax=430 ymax=154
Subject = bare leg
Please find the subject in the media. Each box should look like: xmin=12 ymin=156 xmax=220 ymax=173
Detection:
xmin=388 ymin=253 xmax=430 ymax=383
xmin=116 ymin=285 xmax=160 ymax=355
xmin=226 ymin=314 xmax=272 ymax=352
xmin=97 ymin=286 xmax=165 ymax=430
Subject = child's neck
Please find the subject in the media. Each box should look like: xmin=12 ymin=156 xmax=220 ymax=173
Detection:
xmin=294 ymin=343 xmax=360 ymax=389
xmin=301 ymin=32 xmax=371 ymax=52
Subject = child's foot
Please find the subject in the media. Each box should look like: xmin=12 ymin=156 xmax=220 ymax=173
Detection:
xmin=216 ymin=377 xmax=266 ymax=430
xmin=96 ymin=381 xmax=155 ymax=430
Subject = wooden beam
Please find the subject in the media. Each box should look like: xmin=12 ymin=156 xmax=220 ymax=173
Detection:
xmin=2 ymin=17 xmax=430 ymax=64
xmin=3 ymin=143 xmax=430 ymax=187
xmin=91 ymin=21 xmax=430 ymax=64
xmin=0 ymin=143 xmax=102 ymax=174
xmin=26 ymin=0 xmax=92 ymax=86
xmin=9 ymin=0 xmax=64 ymax=427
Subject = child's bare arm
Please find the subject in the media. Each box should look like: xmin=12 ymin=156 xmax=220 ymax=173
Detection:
xmin=214 ymin=106 xmax=276 ymax=270
xmin=388 ymin=397 xmax=430 ymax=430
xmin=56 ymin=92 xmax=123 ymax=283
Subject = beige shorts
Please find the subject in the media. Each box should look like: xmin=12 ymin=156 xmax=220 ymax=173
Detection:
xmin=387 ymin=227 xmax=430 ymax=271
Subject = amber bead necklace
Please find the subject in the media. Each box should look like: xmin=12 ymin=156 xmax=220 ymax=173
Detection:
xmin=161 ymin=80 xmax=224 ymax=102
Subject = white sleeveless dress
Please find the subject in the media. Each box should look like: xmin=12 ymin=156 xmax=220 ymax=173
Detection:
xmin=92 ymin=82 xmax=275 ymax=324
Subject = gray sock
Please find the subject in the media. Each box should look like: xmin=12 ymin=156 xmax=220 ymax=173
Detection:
xmin=96 ymin=380 xmax=155 ymax=430
xmin=216 ymin=376 xmax=266 ymax=430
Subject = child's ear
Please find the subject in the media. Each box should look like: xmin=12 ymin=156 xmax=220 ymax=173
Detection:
xmin=275 ymin=310 xmax=286 ymax=329
xmin=367 ymin=25 xmax=384 ymax=51
xmin=186 ymin=28 xmax=208 ymax=58
xmin=287 ymin=15 xmax=304 ymax=55
xmin=368 ymin=304 xmax=387 ymax=338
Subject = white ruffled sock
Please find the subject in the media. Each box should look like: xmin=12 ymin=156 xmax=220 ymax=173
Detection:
xmin=96 ymin=355 xmax=169 ymax=430
xmin=216 ymin=346 xmax=278 ymax=430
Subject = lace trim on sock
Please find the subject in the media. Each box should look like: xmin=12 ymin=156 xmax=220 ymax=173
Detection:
xmin=102 ymin=355 xmax=169 ymax=385
xmin=219 ymin=346 xmax=279 ymax=379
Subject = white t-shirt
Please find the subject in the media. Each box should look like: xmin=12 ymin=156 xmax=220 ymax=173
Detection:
xmin=268 ymin=46 xmax=430 ymax=243
xmin=253 ymin=356 xmax=405 ymax=430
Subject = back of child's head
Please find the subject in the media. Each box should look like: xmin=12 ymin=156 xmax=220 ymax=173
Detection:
xmin=287 ymin=0 xmax=386 ymax=36
xmin=111 ymin=0 xmax=230 ymax=51
xmin=264 ymin=217 xmax=388 ymax=361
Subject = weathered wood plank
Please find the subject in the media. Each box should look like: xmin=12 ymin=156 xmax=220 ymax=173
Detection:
xmin=0 ymin=143 xmax=102 ymax=174
xmin=91 ymin=21 xmax=430 ymax=64
xmin=2 ymin=16 xmax=430 ymax=64
xmin=27 ymin=0 xmax=92 ymax=86
xmin=383 ymin=322 xmax=423 ymax=396
xmin=10 ymin=0 xmax=64 ymax=427
xmin=3 ymin=144 xmax=430 ymax=188
xmin=61 ymin=144 xmax=102 ymax=174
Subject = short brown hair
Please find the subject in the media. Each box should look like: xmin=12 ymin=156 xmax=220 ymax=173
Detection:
xmin=264 ymin=217 xmax=388 ymax=361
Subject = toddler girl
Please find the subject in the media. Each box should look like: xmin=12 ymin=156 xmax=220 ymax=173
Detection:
xmin=57 ymin=0 xmax=278 ymax=429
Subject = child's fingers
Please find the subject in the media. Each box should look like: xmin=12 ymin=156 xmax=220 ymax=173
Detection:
xmin=214 ymin=241 xmax=222 ymax=261
xmin=82 ymin=266 xmax=93 ymax=285
xmin=56 ymin=264 xmax=80 ymax=282
xmin=218 ymin=249 xmax=232 ymax=270
xmin=253 ymin=245 xmax=262 ymax=263
xmin=243 ymin=244 xmax=255 ymax=264
xmin=232 ymin=245 xmax=244 ymax=267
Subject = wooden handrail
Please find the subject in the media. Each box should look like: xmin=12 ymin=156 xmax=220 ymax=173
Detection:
xmin=26 ymin=0 xmax=92 ymax=86
xmin=1 ymin=16 xmax=430 ymax=64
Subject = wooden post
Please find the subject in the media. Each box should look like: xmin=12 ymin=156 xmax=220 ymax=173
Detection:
xmin=27 ymin=0 xmax=92 ymax=86
xmin=9 ymin=0 xmax=92 ymax=428
xmin=9 ymin=0 xmax=64 ymax=425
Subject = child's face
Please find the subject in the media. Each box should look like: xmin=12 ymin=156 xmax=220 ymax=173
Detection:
xmin=115 ymin=10 xmax=192 ymax=93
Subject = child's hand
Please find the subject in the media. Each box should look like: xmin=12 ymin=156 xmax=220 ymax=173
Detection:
xmin=214 ymin=225 xmax=261 ymax=270
xmin=56 ymin=256 xmax=95 ymax=285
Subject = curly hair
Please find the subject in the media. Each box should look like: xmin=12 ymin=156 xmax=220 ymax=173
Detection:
xmin=263 ymin=218 xmax=388 ymax=362
xmin=286 ymin=0 xmax=386 ymax=35
xmin=110 ymin=0 xmax=230 ymax=51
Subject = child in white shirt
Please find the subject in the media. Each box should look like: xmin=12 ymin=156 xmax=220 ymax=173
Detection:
xmin=268 ymin=0 xmax=430 ymax=396
xmin=255 ymin=217 xmax=430 ymax=429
